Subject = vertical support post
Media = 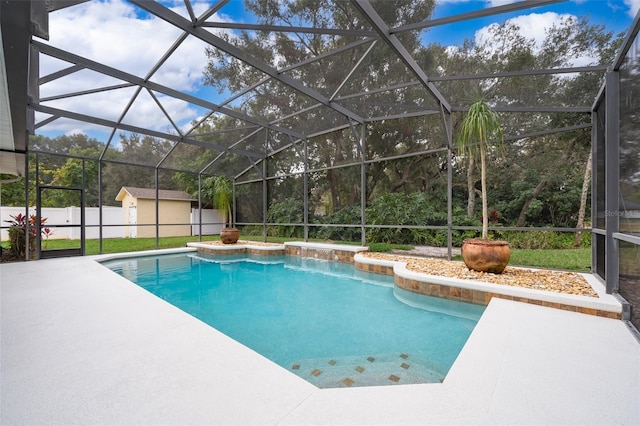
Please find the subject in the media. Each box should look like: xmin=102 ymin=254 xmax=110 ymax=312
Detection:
xmin=198 ymin=173 xmax=202 ymax=242
xmin=590 ymin=109 xmax=597 ymax=272
xmin=360 ymin=125 xmax=366 ymax=246
xmin=605 ymin=70 xmax=619 ymax=294
xmin=155 ymin=167 xmax=159 ymax=249
xmin=24 ymin=152 xmax=30 ymax=261
xmin=262 ymin=160 xmax=267 ymax=242
xmin=303 ymin=138 xmax=309 ymax=241
xmin=80 ymin=159 xmax=86 ymax=255
xmin=36 ymin=185 xmax=41 ymax=261
xmin=440 ymin=102 xmax=454 ymax=261
xmin=262 ymin=130 xmax=268 ymax=242
xmin=98 ymin=160 xmax=103 ymax=254
xmin=232 ymin=177 xmax=237 ymax=228
xmin=448 ymin=115 xmax=454 ymax=260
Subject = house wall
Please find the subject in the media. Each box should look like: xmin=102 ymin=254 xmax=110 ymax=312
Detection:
xmin=135 ymin=198 xmax=192 ymax=238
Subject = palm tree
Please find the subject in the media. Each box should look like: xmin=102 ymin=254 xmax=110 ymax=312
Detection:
xmin=212 ymin=175 xmax=233 ymax=227
xmin=457 ymin=99 xmax=504 ymax=240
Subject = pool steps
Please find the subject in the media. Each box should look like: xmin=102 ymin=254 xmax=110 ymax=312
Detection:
xmin=186 ymin=241 xmax=623 ymax=319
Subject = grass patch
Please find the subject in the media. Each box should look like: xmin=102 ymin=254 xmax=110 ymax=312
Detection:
xmin=3 ymin=236 xmax=591 ymax=271
xmin=34 ymin=236 xmax=219 ymax=255
xmin=454 ymin=247 xmax=591 ymax=272
xmin=509 ymin=248 xmax=591 ymax=271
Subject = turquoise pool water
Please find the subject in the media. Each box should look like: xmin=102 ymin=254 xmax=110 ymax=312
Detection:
xmin=102 ymin=252 xmax=484 ymax=388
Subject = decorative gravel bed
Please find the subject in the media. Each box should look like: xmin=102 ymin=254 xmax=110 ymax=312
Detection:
xmin=362 ymin=252 xmax=598 ymax=297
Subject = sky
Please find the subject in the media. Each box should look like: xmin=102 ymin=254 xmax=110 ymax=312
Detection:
xmin=37 ymin=0 xmax=638 ymax=143
xmin=428 ymin=0 xmax=636 ymax=46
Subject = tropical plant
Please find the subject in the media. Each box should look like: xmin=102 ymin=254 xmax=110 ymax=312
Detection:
xmin=457 ymin=99 xmax=504 ymax=240
xmin=211 ymin=176 xmax=233 ymax=227
xmin=267 ymin=198 xmax=304 ymax=238
xmin=4 ymin=213 xmax=50 ymax=259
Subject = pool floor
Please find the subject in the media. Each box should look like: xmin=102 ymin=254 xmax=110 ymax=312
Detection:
xmin=289 ymin=352 xmax=443 ymax=388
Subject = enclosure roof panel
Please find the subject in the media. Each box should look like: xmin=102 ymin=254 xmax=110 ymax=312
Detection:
xmin=0 ymin=0 xmax=633 ymax=169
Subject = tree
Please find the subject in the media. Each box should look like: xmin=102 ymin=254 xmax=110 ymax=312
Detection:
xmin=49 ymin=146 xmax=103 ymax=207
xmin=211 ymin=176 xmax=233 ymax=227
xmin=101 ymin=133 xmax=178 ymax=204
xmin=457 ymin=99 xmax=504 ymax=240
xmin=203 ymin=0 xmax=437 ymax=212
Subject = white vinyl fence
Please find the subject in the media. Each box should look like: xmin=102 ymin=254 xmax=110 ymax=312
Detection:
xmin=191 ymin=208 xmax=225 ymax=236
xmin=1 ymin=206 xmax=125 ymax=240
xmin=1 ymin=206 xmax=223 ymax=241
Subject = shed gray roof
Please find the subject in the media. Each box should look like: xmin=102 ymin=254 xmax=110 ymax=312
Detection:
xmin=116 ymin=187 xmax=195 ymax=202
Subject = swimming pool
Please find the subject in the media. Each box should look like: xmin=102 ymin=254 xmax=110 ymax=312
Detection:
xmin=102 ymin=252 xmax=485 ymax=388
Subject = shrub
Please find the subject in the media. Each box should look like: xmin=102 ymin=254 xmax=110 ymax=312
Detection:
xmin=4 ymin=213 xmax=50 ymax=259
xmin=267 ymin=198 xmax=304 ymax=238
xmin=313 ymin=205 xmax=362 ymax=241
xmin=366 ymin=192 xmax=444 ymax=245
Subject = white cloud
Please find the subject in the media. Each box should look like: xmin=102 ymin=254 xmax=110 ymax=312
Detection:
xmin=435 ymin=0 xmax=516 ymax=5
xmin=37 ymin=0 xmax=226 ymax=139
xmin=65 ymin=128 xmax=87 ymax=137
xmin=487 ymin=0 xmax=516 ymax=6
xmin=472 ymin=12 xmax=600 ymax=67
xmin=474 ymin=12 xmax=570 ymax=52
xmin=624 ymin=0 xmax=640 ymax=17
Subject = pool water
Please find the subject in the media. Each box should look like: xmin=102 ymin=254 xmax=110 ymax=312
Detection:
xmin=102 ymin=252 xmax=484 ymax=388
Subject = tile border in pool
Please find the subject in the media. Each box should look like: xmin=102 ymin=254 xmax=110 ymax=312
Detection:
xmin=353 ymin=253 xmax=623 ymax=319
xmin=284 ymin=241 xmax=368 ymax=263
xmin=187 ymin=241 xmax=369 ymax=263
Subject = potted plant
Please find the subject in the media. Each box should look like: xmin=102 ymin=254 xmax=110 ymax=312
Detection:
xmin=457 ymin=99 xmax=510 ymax=273
xmin=211 ymin=175 xmax=239 ymax=244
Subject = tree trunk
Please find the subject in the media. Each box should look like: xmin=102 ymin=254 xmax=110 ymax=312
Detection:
xmin=480 ymin=144 xmax=488 ymax=239
xmin=574 ymin=150 xmax=592 ymax=247
xmin=326 ymin=133 xmax=343 ymax=209
xmin=516 ymin=139 xmax=575 ymax=228
xmin=390 ymin=157 xmax=420 ymax=193
xmin=467 ymin=155 xmax=476 ymax=218
xmin=517 ymin=179 xmax=548 ymax=227
xmin=327 ymin=169 xmax=341 ymax=208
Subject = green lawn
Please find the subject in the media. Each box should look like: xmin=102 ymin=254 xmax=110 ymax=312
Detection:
xmin=451 ymin=248 xmax=591 ymax=272
xmin=18 ymin=236 xmax=591 ymax=272
xmin=508 ymin=248 xmax=591 ymax=272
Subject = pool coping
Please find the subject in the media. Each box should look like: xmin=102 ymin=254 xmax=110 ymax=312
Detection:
xmin=2 ymin=251 xmax=638 ymax=424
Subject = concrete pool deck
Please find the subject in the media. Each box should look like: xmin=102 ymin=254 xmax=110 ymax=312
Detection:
xmin=1 ymin=249 xmax=639 ymax=425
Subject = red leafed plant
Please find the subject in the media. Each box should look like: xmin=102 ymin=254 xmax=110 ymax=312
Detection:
xmin=4 ymin=213 xmax=48 ymax=259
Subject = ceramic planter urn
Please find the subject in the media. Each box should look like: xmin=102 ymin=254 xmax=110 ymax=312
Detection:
xmin=220 ymin=227 xmax=240 ymax=244
xmin=461 ymin=239 xmax=511 ymax=274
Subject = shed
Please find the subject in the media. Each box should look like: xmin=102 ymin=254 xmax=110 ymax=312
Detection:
xmin=115 ymin=187 xmax=195 ymax=238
